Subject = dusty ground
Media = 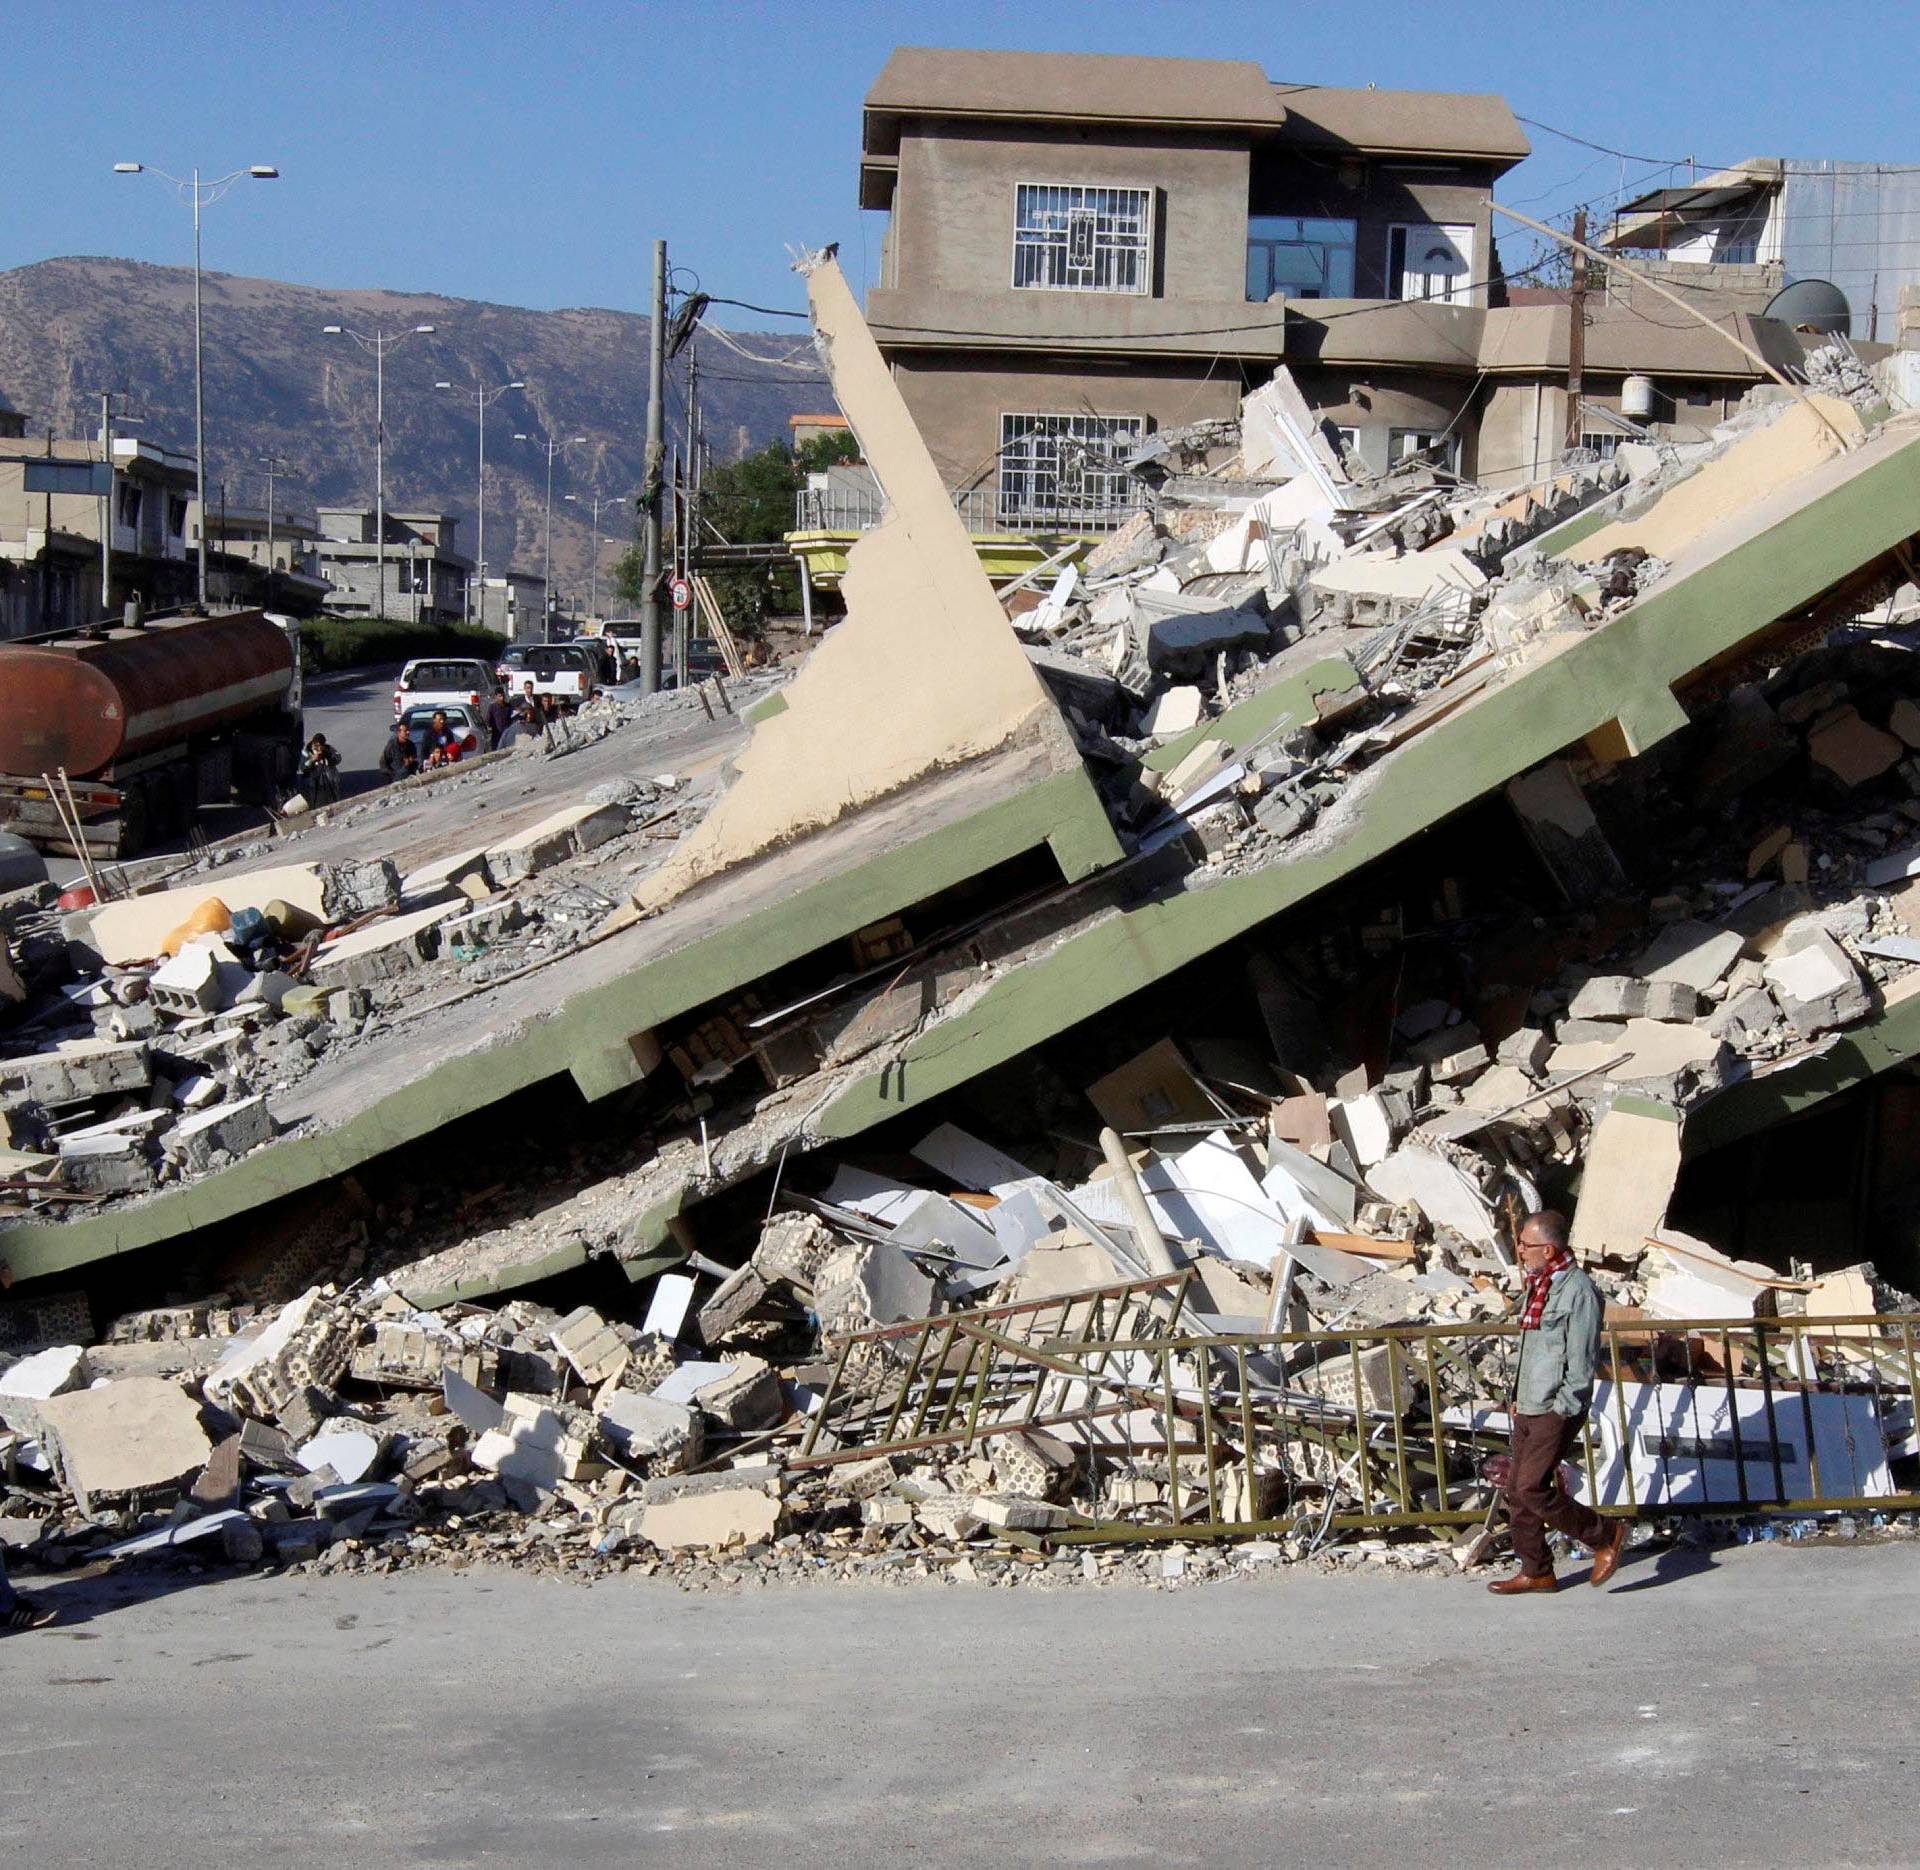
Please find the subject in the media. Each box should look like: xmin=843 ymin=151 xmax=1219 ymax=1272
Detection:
xmin=1 ymin=1540 xmax=1911 ymax=1867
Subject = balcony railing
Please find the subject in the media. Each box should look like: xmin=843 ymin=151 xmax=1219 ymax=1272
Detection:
xmin=794 ymin=481 xmax=1144 ymax=536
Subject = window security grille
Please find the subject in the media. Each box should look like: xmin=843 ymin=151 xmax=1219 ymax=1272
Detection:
xmin=1013 ymin=185 xmax=1151 ymax=293
xmin=998 ymin=413 xmax=1146 ymax=528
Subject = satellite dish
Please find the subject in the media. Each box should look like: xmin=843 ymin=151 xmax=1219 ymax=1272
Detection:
xmin=1762 ymin=277 xmax=1852 ymax=336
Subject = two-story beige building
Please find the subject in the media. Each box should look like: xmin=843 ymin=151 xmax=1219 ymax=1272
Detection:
xmin=0 ymin=433 xmax=197 ymax=638
xmin=857 ymin=48 xmax=1809 ymax=519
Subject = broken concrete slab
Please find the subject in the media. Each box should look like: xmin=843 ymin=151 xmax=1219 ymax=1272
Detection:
xmin=597 ymin=1391 xmax=699 ymax=1473
xmin=30 ymin=1376 xmax=211 ymax=1518
xmin=1764 ymin=929 xmax=1871 ymax=1038
xmin=634 ymin=1468 xmax=783 ymax=1550
xmin=0 ymin=1037 xmax=150 ymax=1105
xmin=320 ymin=859 xmax=403 ymax=921
xmin=1634 ymin=920 xmax=1745 ymax=992
xmin=310 ymin=900 xmax=464 ymax=990
xmin=86 ymin=863 xmax=326 ymax=966
xmin=1364 ymin=1146 xmax=1501 ymax=1250
xmin=0 ymin=1343 xmax=89 ymax=1400
xmin=1808 ymin=705 xmax=1904 ymax=788
xmin=1141 ymin=686 xmax=1204 ymax=739
xmin=1569 ymin=1098 xmax=1682 ymax=1264
xmin=486 ymin=801 xmax=630 ymax=884
xmin=632 ymin=252 xmax=1092 ymax=911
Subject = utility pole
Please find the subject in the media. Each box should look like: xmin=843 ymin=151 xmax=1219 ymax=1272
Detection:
xmin=515 ymin=430 xmax=585 ymax=643
xmin=327 ymin=325 xmax=436 ymax=620
xmin=1564 ymin=206 xmax=1588 ymax=454
xmin=93 ymin=389 xmax=137 ymax=619
xmin=258 ymin=453 xmax=292 ymax=597
xmin=640 ymin=238 xmax=667 ymax=693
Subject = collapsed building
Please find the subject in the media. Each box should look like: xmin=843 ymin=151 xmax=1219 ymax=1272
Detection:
xmin=4 ymin=256 xmax=1920 ymax=1587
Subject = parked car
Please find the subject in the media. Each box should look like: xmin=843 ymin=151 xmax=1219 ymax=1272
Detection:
xmin=392 ymin=657 xmax=495 ymax=720
xmin=495 ymin=642 xmax=598 ymax=709
xmin=398 ymin=701 xmax=486 ymax=757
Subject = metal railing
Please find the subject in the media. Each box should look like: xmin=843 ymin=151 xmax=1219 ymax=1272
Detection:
xmin=792 ymin=482 xmax=1144 ymax=537
xmin=797 ymin=1298 xmax=1920 ymax=1542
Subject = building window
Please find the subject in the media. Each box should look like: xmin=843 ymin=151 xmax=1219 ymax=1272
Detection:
xmin=1388 ymin=427 xmax=1461 ymax=474
xmin=1578 ymin=432 xmax=1623 ymax=460
xmin=167 ymin=496 xmax=188 ymax=538
xmin=999 ymin=412 xmax=1145 ymax=527
xmin=1388 ymin=223 xmax=1475 ymax=304
xmin=117 ymin=482 xmax=142 ymax=531
xmin=1246 ymin=216 xmax=1357 ymax=301
xmin=1012 ymin=184 xmax=1152 ymax=294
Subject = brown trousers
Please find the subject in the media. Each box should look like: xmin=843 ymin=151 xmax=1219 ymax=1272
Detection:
xmin=1510 ymin=1410 xmax=1609 ymax=1576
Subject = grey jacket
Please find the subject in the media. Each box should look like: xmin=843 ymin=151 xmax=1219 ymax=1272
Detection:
xmin=1515 ymin=1262 xmax=1605 ymax=1417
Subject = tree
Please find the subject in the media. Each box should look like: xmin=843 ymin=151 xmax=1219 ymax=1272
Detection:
xmin=609 ymin=428 xmax=860 ymax=641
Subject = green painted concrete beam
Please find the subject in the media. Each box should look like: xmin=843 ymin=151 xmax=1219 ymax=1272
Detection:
xmin=2 ymin=751 xmax=1120 ymax=1285
xmin=1686 ymin=987 xmax=1920 ymax=1158
xmin=819 ymin=433 xmax=1920 ymax=1142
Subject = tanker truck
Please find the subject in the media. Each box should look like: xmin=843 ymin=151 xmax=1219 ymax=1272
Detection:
xmin=0 ymin=608 xmax=303 ymax=857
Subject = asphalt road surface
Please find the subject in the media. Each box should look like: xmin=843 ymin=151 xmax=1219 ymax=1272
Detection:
xmin=2 ymin=1539 xmax=1913 ymax=1867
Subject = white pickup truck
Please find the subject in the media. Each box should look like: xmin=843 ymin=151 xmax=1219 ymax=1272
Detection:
xmin=495 ymin=643 xmax=599 ymax=709
xmin=392 ymin=656 xmax=497 ymax=721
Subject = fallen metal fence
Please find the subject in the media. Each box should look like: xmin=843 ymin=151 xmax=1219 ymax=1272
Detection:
xmin=798 ymin=1298 xmax=1920 ymax=1542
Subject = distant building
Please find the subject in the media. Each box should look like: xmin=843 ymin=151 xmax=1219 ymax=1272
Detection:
xmin=188 ymin=499 xmax=334 ymax=615
xmin=477 ymin=571 xmax=547 ymax=643
xmin=1604 ymin=158 xmax=1920 ymax=341
xmin=788 ymin=413 xmax=853 ymax=452
xmin=0 ymin=433 xmax=196 ymax=638
xmin=311 ymin=507 xmax=472 ymax=624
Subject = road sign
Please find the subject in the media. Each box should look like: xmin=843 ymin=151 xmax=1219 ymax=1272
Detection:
xmin=669 ymin=576 xmax=692 ymax=611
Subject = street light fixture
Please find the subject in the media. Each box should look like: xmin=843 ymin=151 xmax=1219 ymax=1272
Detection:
xmin=436 ymin=377 xmax=525 ymax=628
xmin=516 ymin=431 xmax=586 ymax=642
xmin=115 ymin=159 xmax=278 ymax=607
xmin=563 ymin=488 xmax=629 ymax=626
xmin=323 ymin=322 xmax=436 ymax=621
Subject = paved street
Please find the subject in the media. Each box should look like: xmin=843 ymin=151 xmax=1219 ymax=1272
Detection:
xmin=2 ymin=1540 xmax=1912 ymax=1867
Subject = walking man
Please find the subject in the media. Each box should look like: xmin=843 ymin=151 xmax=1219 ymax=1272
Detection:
xmin=1488 ymin=1210 xmax=1629 ymax=1595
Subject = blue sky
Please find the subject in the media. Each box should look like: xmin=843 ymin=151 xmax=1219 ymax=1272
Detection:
xmin=4 ymin=0 xmax=1918 ymax=321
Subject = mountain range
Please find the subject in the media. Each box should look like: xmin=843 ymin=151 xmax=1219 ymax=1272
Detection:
xmin=0 ymin=256 xmax=831 ymax=599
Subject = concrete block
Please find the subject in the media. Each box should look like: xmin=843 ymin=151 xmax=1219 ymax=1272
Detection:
xmin=1808 ymin=705 xmax=1904 ymax=787
xmin=443 ymin=899 xmax=527 ymax=952
xmin=58 ymin=1133 xmax=155 ymax=1194
xmin=1141 ymin=686 xmax=1204 ymax=739
xmin=0 ymin=1037 xmax=151 ymax=1105
xmin=1407 ymin=1023 xmax=1487 ymax=1082
xmin=0 ymin=1344 xmax=89 ymax=1401
xmin=692 ymin=1356 xmax=783 ymax=1431
xmin=324 ymin=989 xmax=370 ymax=1026
xmin=551 ymin=1306 xmax=630 ymax=1387
xmin=1764 ymin=929 xmax=1871 ymax=1038
xmin=163 ymin=1094 xmax=275 ymax=1171
xmin=597 ymin=1391 xmax=700 ymax=1476
xmin=149 ymin=938 xmax=246 ymax=1018
xmin=1708 ymin=985 xmax=1781 ymax=1044
xmin=1330 ymin=1091 xmax=1398 ymax=1169
xmin=472 ymin=1394 xmax=605 ymax=1494
xmin=30 ymin=1376 xmax=212 ymax=1519
xmin=696 ymin=1264 xmax=771 ymax=1343
xmin=310 ymin=900 xmax=462 ymax=990
xmin=234 ymin=969 xmax=300 ymax=1013
xmin=815 ymin=1242 xmax=935 ymax=1339
xmin=635 ymin=1469 xmax=783 ymax=1550
xmin=1495 ymin=1027 xmax=1551 ymax=1074
xmin=320 ymin=859 xmax=402 ymax=921
xmin=1567 ymin=976 xmax=1644 ymax=1021
xmin=486 ymin=801 xmax=630 ymax=884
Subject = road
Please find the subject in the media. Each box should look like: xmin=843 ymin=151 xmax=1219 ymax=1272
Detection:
xmin=2 ymin=1540 xmax=1913 ymax=1867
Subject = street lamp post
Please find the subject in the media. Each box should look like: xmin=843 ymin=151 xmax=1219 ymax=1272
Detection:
xmin=114 ymin=160 xmax=277 ymax=608
xmin=436 ymin=376 xmax=524 ymax=634
xmin=515 ymin=431 xmax=585 ymax=642
xmin=564 ymin=489 xmax=627 ymax=625
xmin=323 ymin=322 xmax=436 ymax=621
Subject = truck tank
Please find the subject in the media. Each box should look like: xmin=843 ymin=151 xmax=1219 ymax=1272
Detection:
xmin=0 ymin=610 xmax=295 ymax=780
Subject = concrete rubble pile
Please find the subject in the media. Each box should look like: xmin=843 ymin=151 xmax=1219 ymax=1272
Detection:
xmin=9 ymin=260 xmax=1920 ymax=1587
xmin=0 ymin=680 xmax=785 ymax=1212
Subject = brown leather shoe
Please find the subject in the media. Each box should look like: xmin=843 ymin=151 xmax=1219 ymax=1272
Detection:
xmin=1588 ymin=1520 xmax=1628 ymax=1589
xmin=1486 ymin=1570 xmax=1557 ymax=1595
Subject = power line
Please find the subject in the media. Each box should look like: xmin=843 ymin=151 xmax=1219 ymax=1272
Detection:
xmin=1518 ymin=115 xmax=1920 ymax=180
xmin=706 ymin=295 xmax=811 ymax=320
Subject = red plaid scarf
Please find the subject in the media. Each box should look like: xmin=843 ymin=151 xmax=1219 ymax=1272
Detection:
xmin=1520 ymin=1246 xmax=1574 ymax=1330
